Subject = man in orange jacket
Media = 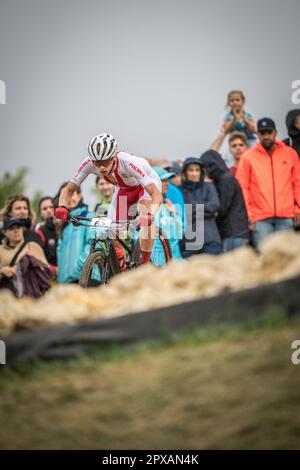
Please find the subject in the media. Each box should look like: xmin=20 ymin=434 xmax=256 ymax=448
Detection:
xmin=236 ymin=117 xmax=300 ymax=248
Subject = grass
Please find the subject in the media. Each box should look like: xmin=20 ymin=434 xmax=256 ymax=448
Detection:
xmin=0 ymin=312 xmax=300 ymax=449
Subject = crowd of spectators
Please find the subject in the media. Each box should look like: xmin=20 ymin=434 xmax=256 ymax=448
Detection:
xmin=1 ymin=91 xmax=300 ymax=299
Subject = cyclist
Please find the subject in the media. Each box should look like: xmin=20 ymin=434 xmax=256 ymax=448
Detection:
xmin=55 ymin=133 xmax=163 ymax=265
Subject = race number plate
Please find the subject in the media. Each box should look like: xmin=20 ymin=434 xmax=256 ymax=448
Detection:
xmin=90 ymin=217 xmax=112 ymax=228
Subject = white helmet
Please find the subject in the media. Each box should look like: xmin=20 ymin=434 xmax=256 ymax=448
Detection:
xmin=88 ymin=133 xmax=117 ymax=162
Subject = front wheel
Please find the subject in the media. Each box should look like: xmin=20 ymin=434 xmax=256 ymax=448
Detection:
xmin=132 ymin=227 xmax=172 ymax=267
xmin=79 ymin=252 xmax=106 ymax=287
xmin=79 ymin=247 xmax=121 ymax=288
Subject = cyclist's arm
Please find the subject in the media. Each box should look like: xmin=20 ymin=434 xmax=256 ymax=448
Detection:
xmin=58 ymin=157 xmax=95 ymax=208
xmin=58 ymin=181 xmax=78 ymax=208
xmin=144 ymin=183 xmax=163 ymax=216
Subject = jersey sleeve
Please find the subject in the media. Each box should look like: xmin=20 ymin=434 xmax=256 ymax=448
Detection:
xmin=70 ymin=157 xmax=95 ymax=186
xmin=126 ymin=157 xmax=154 ymax=187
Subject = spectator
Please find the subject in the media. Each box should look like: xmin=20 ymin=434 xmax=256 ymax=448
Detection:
xmin=222 ymin=90 xmax=257 ymax=147
xmin=283 ymin=109 xmax=300 ymax=158
xmin=227 ymin=132 xmax=248 ymax=176
xmin=35 ymin=196 xmax=58 ymax=276
xmin=94 ymin=175 xmax=115 ymax=215
xmin=152 ymin=167 xmax=183 ymax=261
xmin=0 ymin=217 xmax=50 ymax=297
xmin=179 ymin=157 xmax=221 ymax=257
xmin=211 ymin=131 xmax=248 ymax=177
xmin=200 ymin=150 xmax=249 ymax=252
xmin=56 ymin=183 xmax=95 ymax=283
xmin=236 ymin=117 xmax=300 ymax=248
xmin=164 ymin=161 xmax=183 ymax=187
xmin=1 ymin=195 xmax=43 ymax=247
xmin=161 ymin=162 xmax=185 ymax=229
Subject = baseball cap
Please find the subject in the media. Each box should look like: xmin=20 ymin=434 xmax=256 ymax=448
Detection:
xmin=153 ymin=166 xmax=176 ymax=181
xmin=3 ymin=217 xmax=23 ymax=230
xmin=257 ymin=117 xmax=276 ymax=132
xmin=164 ymin=161 xmax=182 ymax=175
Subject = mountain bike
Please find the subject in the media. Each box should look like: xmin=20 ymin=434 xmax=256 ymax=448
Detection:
xmin=68 ymin=214 xmax=172 ymax=288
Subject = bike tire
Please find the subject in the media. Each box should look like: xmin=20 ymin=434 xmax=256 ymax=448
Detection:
xmin=132 ymin=227 xmax=172 ymax=266
xmin=79 ymin=252 xmax=106 ymax=288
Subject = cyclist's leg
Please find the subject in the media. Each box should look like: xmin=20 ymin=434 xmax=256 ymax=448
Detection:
xmin=107 ymin=188 xmax=126 ymax=271
xmin=137 ymin=197 xmax=156 ymax=264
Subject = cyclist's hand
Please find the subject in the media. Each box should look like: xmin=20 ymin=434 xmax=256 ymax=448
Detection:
xmin=55 ymin=206 xmax=69 ymax=222
xmin=136 ymin=214 xmax=154 ymax=229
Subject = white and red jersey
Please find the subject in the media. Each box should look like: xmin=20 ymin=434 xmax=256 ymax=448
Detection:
xmin=71 ymin=151 xmax=161 ymax=192
xmin=71 ymin=151 xmax=162 ymax=221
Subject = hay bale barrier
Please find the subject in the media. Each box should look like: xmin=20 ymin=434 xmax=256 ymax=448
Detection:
xmin=1 ymin=232 xmax=300 ymax=339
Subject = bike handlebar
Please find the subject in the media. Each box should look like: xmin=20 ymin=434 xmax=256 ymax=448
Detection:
xmin=69 ymin=215 xmax=94 ymax=222
xmin=67 ymin=214 xmax=136 ymax=227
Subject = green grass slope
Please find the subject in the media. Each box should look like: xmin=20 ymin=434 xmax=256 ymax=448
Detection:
xmin=0 ymin=315 xmax=300 ymax=449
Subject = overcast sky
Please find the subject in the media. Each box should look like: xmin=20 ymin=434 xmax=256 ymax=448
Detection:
xmin=1 ymin=0 xmax=299 ymax=206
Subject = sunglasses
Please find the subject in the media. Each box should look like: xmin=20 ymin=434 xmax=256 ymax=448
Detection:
xmin=93 ymin=159 xmax=114 ymax=167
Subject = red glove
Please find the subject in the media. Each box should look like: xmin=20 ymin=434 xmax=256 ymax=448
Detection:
xmin=55 ymin=206 xmax=69 ymax=222
xmin=136 ymin=214 xmax=154 ymax=229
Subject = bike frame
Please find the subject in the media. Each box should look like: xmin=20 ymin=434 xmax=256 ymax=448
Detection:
xmin=69 ymin=215 xmax=138 ymax=283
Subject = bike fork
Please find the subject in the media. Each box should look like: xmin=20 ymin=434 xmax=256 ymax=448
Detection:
xmin=102 ymin=239 xmax=112 ymax=284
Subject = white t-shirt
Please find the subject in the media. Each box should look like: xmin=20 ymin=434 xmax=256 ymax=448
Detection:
xmin=71 ymin=151 xmax=161 ymax=191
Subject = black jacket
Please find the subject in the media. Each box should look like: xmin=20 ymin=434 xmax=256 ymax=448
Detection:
xmin=199 ymin=150 xmax=249 ymax=240
xmin=36 ymin=218 xmax=57 ymax=266
xmin=23 ymin=228 xmax=44 ymax=247
xmin=179 ymin=158 xmax=221 ymax=254
xmin=283 ymin=109 xmax=300 ymax=157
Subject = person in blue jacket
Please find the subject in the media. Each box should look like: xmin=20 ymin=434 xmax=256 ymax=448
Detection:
xmin=56 ymin=183 xmax=95 ymax=283
xmin=163 ymin=162 xmax=185 ymax=230
xmin=179 ymin=157 xmax=221 ymax=257
xmin=151 ymin=167 xmax=183 ymax=264
xmin=132 ymin=167 xmax=183 ymax=265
